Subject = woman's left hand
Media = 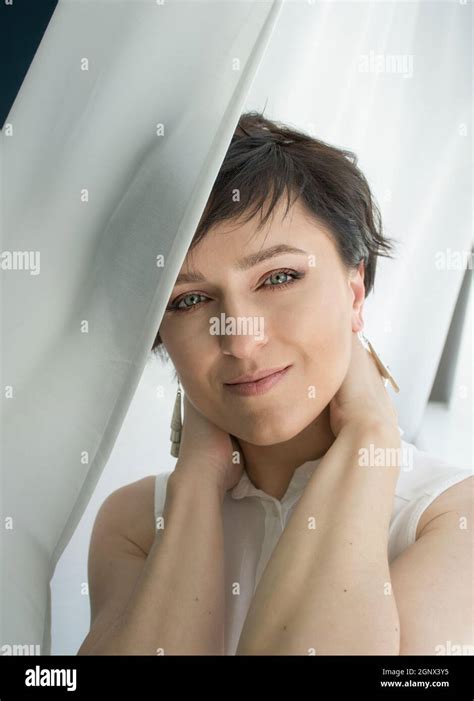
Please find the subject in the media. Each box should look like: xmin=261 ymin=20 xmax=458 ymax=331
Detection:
xmin=328 ymin=332 xmax=400 ymax=439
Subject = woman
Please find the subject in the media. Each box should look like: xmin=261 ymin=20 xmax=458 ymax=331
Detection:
xmin=77 ymin=112 xmax=473 ymax=656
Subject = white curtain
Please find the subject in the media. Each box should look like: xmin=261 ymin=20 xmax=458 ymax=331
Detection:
xmin=1 ymin=0 xmax=471 ymax=654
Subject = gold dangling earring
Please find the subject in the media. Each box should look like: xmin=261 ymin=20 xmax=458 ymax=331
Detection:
xmin=359 ymin=332 xmax=400 ymax=393
xmin=170 ymin=376 xmax=182 ymax=457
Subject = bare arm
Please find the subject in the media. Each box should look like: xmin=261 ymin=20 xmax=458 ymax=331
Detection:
xmin=77 ymin=467 xmax=226 ymax=655
xmin=236 ymin=423 xmax=401 ymax=655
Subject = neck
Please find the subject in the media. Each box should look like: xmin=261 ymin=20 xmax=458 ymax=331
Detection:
xmin=237 ymin=406 xmax=336 ymax=501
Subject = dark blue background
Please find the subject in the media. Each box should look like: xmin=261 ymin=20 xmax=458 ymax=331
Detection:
xmin=1 ymin=0 xmax=58 ymax=128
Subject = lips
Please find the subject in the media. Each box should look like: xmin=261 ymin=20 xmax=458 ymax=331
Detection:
xmin=224 ymin=365 xmax=290 ymax=385
xmin=224 ymin=365 xmax=291 ymax=397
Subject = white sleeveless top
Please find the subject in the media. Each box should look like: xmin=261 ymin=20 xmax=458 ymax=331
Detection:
xmin=154 ymin=436 xmax=472 ymax=656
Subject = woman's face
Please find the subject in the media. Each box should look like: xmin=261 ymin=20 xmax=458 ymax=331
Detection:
xmin=159 ymin=197 xmax=365 ymax=445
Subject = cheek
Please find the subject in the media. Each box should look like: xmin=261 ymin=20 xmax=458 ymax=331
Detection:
xmin=298 ymin=291 xmax=351 ymax=394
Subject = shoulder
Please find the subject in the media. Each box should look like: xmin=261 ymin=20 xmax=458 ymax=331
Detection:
xmin=389 ymin=473 xmax=473 ymax=654
xmin=80 ymin=476 xmax=160 ymax=651
xmin=393 ymin=441 xmax=473 ymax=540
xmin=416 ymin=473 xmax=473 ymax=539
xmin=95 ymin=474 xmax=158 ymax=556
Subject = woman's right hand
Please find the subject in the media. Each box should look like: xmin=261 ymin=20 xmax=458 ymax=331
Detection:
xmin=172 ymin=394 xmax=245 ymax=496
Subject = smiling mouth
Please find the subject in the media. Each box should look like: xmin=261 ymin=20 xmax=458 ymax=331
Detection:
xmin=223 ymin=365 xmax=292 ymax=397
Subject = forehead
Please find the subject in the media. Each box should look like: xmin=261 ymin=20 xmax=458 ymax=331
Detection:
xmin=180 ymin=197 xmax=337 ymax=274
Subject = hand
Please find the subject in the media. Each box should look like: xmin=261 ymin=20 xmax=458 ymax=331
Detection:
xmin=328 ymin=333 xmax=399 ymax=439
xmin=173 ymin=394 xmax=245 ymax=495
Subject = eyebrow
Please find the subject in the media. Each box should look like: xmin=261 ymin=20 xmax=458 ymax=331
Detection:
xmin=174 ymin=244 xmax=307 ymax=284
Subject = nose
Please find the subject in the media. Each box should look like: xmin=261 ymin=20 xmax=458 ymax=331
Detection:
xmin=217 ymin=302 xmax=268 ymax=358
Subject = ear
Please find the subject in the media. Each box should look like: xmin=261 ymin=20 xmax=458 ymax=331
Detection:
xmin=348 ymin=260 xmax=365 ymax=333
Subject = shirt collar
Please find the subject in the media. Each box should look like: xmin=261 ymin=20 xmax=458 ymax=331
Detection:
xmin=229 ymin=456 xmax=323 ymax=506
xmin=229 ymin=426 xmax=406 ymax=506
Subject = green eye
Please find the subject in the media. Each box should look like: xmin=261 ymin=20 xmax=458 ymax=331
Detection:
xmin=167 ymin=268 xmax=305 ymax=314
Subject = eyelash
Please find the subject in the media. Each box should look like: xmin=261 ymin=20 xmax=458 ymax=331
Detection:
xmin=166 ymin=268 xmax=305 ymax=314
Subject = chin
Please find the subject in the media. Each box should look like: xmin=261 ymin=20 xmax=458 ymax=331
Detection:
xmin=236 ymin=411 xmax=317 ymax=446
